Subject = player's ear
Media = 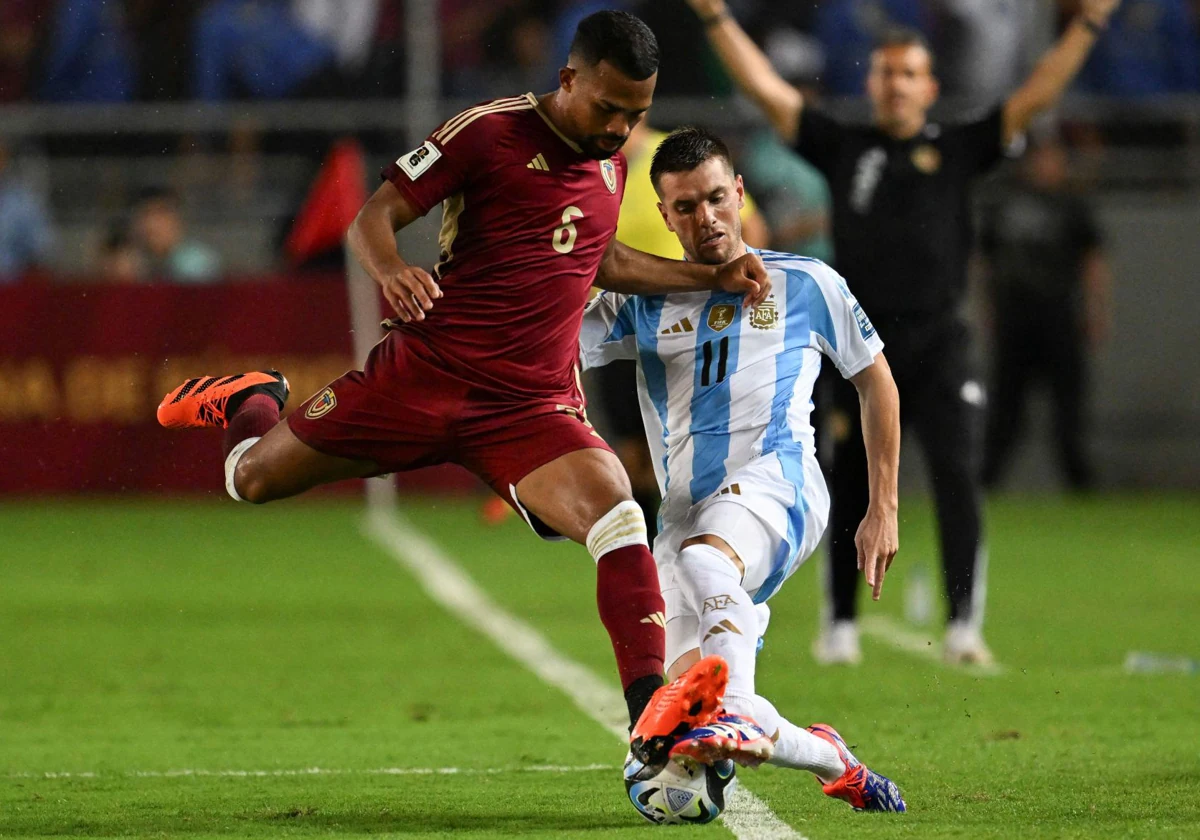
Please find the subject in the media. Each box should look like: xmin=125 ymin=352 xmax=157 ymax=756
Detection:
xmin=657 ymin=201 xmax=675 ymax=232
xmin=559 ymin=66 xmax=577 ymax=92
xmin=735 ymin=174 xmax=746 ymax=210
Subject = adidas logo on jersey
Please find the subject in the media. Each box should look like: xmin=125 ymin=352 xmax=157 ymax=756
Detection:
xmin=702 ymin=619 xmax=742 ymax=643
xmin=640 ymin=611 xmax=666 ymax=628
xmin=527 ymin=153 xmax=550 ymax=171
xmin=660 ymin=317 xmax=695 ymax=335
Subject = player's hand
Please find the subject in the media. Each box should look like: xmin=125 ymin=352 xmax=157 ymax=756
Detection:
xmin=684 ymin=0 xmax=728 ymax=17
xmin=715 ymin=252 xmax=771 ymax=308
xmin=855 ymin=504 xmax=898 ymax=601
xmin=1081 ymin=0 xmax=1120 ymax=26
xmin=377 ymin=263 xmax=442 ymax=322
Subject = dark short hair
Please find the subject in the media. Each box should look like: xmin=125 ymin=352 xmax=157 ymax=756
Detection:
xmin=569 ymin=10 xmax=659 ymax=81
xmin=873 ymin=26 xmax=936 ymax=72
xmin=649 ymin=126 xmax=734 ymax=193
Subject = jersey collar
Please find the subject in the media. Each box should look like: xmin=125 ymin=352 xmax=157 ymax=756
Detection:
xmin=525 ymin=92 xmax=584 ymax=154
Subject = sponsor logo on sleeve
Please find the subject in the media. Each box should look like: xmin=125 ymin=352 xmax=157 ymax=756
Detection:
xmin=397 ymin=141 xmax=442 ymax=180
xmin=853 ymin=302 xmax=876 ymax=340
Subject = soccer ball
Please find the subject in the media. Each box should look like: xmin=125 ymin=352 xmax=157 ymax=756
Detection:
xmin=624 ymin=752 xmax=738 ymax=825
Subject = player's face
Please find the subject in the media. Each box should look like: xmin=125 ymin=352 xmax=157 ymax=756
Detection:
xmin=560 ymin=61 xmax=655 ymax=159
xmin=867 ymin=45 xmax=939 ymax=136
xmin=656 ymin=158 xmax=746 ymax=265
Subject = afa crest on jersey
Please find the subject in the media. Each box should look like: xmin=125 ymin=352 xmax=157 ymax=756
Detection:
xmin=600 ymin=159 xmax=617 ymax=193
xmin=305 ymin=388 xmax=337 ymax=419
xmin=750 ymin=297 xmax=779 ymax=330
xmin=707 ymin=304 xmax=736 ymax=332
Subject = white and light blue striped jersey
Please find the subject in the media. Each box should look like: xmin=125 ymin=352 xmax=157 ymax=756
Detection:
xmin=580 ymin=248 xmax=884 ymax=533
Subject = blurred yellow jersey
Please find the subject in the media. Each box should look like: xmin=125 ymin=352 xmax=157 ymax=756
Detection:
xmin=616 ymin=130 xmax=758 ymax=259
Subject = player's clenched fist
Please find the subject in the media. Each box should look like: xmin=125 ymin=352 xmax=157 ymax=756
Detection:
xmin=377 ymin=263 xmax=442 ymax=322
xmin=715 ymin=251 xmax=771 ymax=308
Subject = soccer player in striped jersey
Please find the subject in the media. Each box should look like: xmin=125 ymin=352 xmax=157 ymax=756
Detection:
xmin=584 ymin=127 xmax=906 ymax=812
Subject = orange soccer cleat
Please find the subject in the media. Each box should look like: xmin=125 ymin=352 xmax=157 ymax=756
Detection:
xmin=157 ymin=371 xmax=289 ymax=430
xmin=630 ymin=655 xmax=728 ymax=766
xmin=806 ymin=723 xmax=907 ymax=812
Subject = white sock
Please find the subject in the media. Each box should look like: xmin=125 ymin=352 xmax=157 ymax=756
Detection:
xmin=753 ymin=695 xmax=845 ymax=780
xmin=673 ymin=543 xmax=760 ymax=705
xmin=224 ymin=437 xmax=259 ymax=502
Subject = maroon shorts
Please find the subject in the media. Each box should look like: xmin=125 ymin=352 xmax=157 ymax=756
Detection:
xmin=288 ymin=332 xmax=611 ymax=526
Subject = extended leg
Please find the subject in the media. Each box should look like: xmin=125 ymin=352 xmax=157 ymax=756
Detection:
xmin=515 ymin=447 xmax=666 ymax=727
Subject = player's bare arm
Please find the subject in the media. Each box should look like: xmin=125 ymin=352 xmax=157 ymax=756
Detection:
xmin=850 ymin=353 xmax=901 ymax=601
xmin=347 ymin=182 xmax=443 ymax=324
xmin=684 ymin=0 xmax=804 ymax=142
xmin=1002 ymin=0 xmax=1121 ymax=145
xmin=594 ymin=239 xmax=771 ymax=307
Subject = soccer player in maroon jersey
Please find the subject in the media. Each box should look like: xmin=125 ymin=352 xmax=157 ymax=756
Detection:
xmin=156 ymin=11 xmax=769 ymax=757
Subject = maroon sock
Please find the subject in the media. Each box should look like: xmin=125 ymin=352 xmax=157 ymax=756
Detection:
xmin=222 ymin=394 xmax=280 ymax=458
xmin=596 ymin=544 xmax=666 ymax=723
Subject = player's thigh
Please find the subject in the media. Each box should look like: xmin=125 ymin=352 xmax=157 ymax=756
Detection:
xmin=514 ymin=446 xmax=634 ymax=545
xmin=685 ymin=499 xmax=781 ymax=595
xmin=236 ymin=420 xmax=381 ymax=503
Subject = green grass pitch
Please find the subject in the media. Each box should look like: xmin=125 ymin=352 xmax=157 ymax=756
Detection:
xmin=1 ymin=494 xmax=1197 ymax=838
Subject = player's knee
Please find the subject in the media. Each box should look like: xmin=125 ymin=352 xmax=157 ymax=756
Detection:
xmin=585 ymin=500 xmax=648 ymax=562
xmin=233 ymin=459 xmax=275 ymax=505
xmin=673 ymin=543 xmax=742 ymax=613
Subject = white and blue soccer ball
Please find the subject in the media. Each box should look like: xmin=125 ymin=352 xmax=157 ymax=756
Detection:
xmin=624 ymin=752 xmax=738 ymax=825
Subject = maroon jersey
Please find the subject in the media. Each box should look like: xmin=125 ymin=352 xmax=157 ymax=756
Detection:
xmin=382 ymin=93 xmax=627 ymax=398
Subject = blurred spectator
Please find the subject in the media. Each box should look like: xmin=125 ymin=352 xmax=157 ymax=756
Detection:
xmin=293 ymin=0 xmax=382 ymax=80
xmin=979 ymin=137 xmax=1111 ymax=490
xmin=192 ymin=0 xmax=337 ymax=100
xmin=814 ymin=0 xmax=929 ymax=95
xmin=131 ymin=188 xmax=222 ymax=283
xmin=1074 ymin=0 xmax=1200 ymax=93
xmin=126 ymin=0 xmax=206 ymax=101
xmin=0 ymin=0 xmax=45 ymax=103
xmin=38 ymin=0 xmax=136 ymax=102
xmin=95 ymin=220 xmax=144 ymax=283
xmin=484 ymin=6 xmax=556 ymax=95
xmin=931 ymin=0 xmax=1026 ymax=106
xmin=0 ymin=139 xmax=56 ymax=281
xmin=440 ymin=0 xmax=527 ymax=97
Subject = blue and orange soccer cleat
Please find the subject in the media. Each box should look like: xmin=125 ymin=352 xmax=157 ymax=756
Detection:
xmin=630 ymin=655 xmax=728 ymax=766
xmin=806 ymin=723 xmax=907 ymax=812
xmin=669 ymin=713 xmax=774 ymax=768
xmin=157 ymin=371 xmax=289 ymax=429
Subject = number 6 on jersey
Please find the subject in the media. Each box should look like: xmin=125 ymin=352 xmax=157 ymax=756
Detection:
xmin=553 ymin=205 xmax=585 ymax=254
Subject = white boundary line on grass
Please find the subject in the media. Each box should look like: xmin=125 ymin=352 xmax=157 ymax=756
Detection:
xmin=860 ymin=616 xmax=1006 ymax=676
xmin=9 ymin=764 xmax=614 ymax=780
xmin=363 ymin=507 xmax=806 ymax=840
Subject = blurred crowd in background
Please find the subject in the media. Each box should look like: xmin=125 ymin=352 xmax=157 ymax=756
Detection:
xmin=2 ymin=0 xmax=1199 ymax=106
xmin=2 ymin=0 xmax=1199 ymax=285
xmin=0 ymin=0 xmax=1195 ymax=285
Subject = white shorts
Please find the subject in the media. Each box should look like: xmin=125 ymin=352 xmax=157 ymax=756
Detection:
xmin=655 ymin=452 xmax=829 ymax=670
